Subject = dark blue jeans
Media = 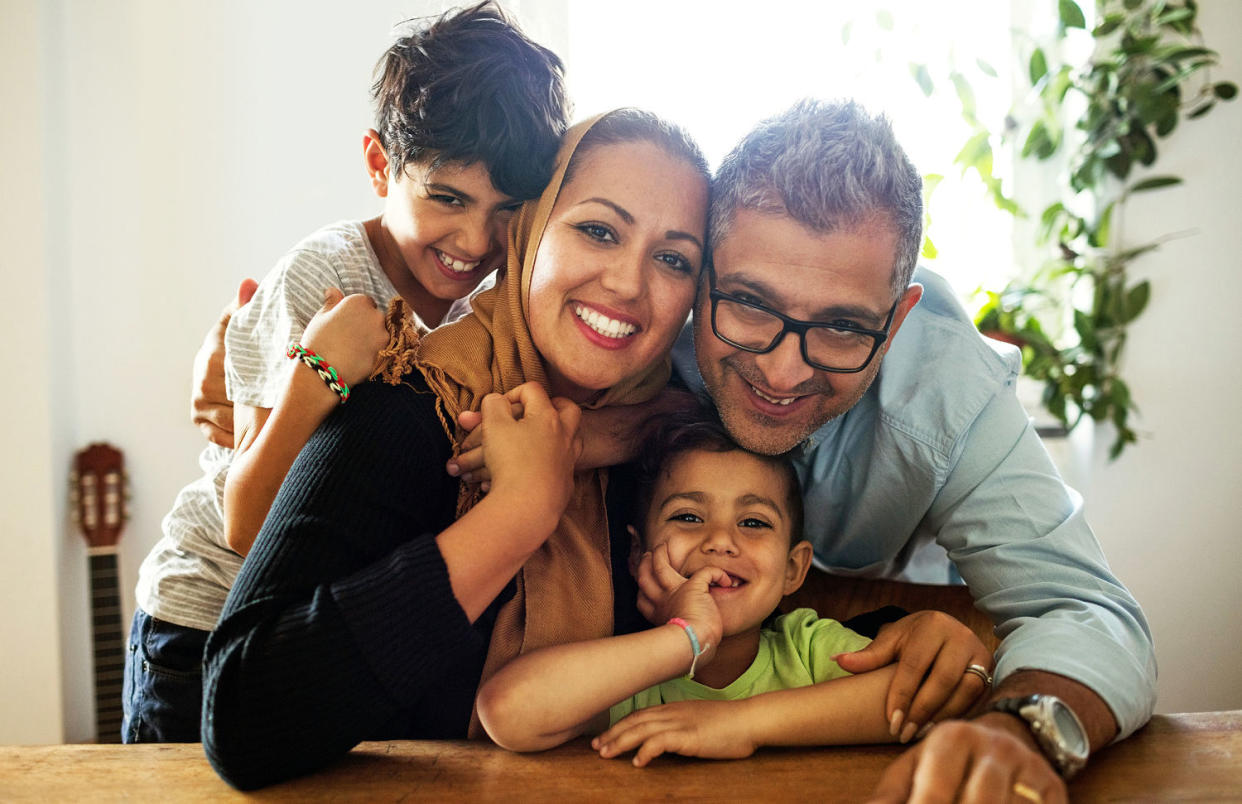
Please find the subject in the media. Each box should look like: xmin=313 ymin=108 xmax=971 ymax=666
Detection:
xmin=121 ymin=607 xmax=208 ymax=743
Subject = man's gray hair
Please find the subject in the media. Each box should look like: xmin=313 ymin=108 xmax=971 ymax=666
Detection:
xmin=710 ymin=99 xmax=923 ymax=295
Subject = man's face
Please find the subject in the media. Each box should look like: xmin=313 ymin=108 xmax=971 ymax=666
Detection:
xmin=694 ymin=208 xmax=922 ymax=455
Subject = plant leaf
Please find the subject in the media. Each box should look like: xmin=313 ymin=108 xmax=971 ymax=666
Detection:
xmin=1093 ymin=17 xmax=1122 ymax=37
xmin=910 ymin=63 xmax=934 ymax=96
xmin=951 ymin=71 xmax=977 ymax=119
xmin=1029 ymin=48 xmax=1048 ymax=86
xmin=1188 ymin=101 xmax=1216 ymax=119
xmin=1124 ymin=281 xmax=1151 ymax=323
xmin=1129 ymin=175 xmax=1182 ymax=193
xmin=976 ymin=58 xmax=997 ymax=78
xmin=1059 ymin=0 xmax=1086 ymax=30
xmin=1216 ymin=82 xmax=1239 ymax=100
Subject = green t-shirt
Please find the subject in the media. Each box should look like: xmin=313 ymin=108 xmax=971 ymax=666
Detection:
xmin=609 ymin=608 xmax=871 ymax=725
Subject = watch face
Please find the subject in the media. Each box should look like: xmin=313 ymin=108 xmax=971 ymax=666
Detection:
xmin=1050 ymin=699 xmax=1089 ymax=754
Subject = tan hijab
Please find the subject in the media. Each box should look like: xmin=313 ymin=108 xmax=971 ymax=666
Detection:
xmin=376 ymin=113 xmax=676 ymax=737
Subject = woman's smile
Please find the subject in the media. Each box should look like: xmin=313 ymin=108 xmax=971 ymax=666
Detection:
xmin=571 ymin=302 xmax=641 ymax=349
xmin=528 ymin=139 xmax=707 ymax=402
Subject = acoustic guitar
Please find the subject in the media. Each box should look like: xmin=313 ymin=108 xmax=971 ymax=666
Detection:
xmin=70 ymin=443 xmax=128 ymax=743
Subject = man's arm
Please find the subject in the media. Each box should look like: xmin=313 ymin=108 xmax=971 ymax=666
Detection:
xmin=929 ymin=391 xmax=1154 ymax=738
xmin=866 ymin=391 xmax=1151 ymax=802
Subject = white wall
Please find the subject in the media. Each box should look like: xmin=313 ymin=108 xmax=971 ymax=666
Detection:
xmin=0 ymin=0 xmax=1236 ymax=744
xmin=1 ymin=0 xmax=68 ymax=745
xmin=1083 ymin=2 xmax=1242 ymax=715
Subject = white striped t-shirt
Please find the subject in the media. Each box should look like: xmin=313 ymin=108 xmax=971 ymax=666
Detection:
xmin=134 ymin=220 xmax=477 ymax=631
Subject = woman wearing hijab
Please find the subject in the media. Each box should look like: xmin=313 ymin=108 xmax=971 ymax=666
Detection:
xmin=201 ymin=109 xmax=711 ymax=791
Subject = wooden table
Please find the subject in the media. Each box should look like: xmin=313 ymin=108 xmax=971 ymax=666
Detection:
xmin=1 ymin=712 xmax=1238 ymax=801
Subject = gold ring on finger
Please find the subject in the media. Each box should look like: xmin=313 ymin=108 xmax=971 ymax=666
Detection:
xmin=1012 ymin=781 xmax=1042 ymax=803
xmin=964 ymin=663 xmax=993 ymax=686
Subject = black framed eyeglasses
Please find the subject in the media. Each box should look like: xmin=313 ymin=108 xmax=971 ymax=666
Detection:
xmin=707 ymin=267 xmax=897 ymax=374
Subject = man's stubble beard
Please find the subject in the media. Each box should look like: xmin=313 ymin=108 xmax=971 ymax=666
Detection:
xmin=705 ymin=352 xmax=882 ymax=456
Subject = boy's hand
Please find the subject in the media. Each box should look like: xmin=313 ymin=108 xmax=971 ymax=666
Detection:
xmin=192 ymin=278 xmax=258 ymax=448
xmin=833 ymin=610 xmax=993 ymax=743
xmin=593 ymin=700 xmax=757 ymax=767
xmin=479 ymin=382 xmax=581 ymax=526
xmin=300 ymin=289 xmax=388 ymax=388
xmin=634 ymin=543 xmax=724 ymax=659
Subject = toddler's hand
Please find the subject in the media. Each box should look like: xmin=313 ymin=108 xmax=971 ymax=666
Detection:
xmin=593 ymin=700 xmax=757 ymax=767
xmin=635 ymin=543 xmax=724 ymax=661
xmin=300 ymin=289 xmax=388 ymax=387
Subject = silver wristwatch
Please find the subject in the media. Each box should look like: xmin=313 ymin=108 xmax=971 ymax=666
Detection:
xmin=990 ymin=694 xmax=1089 ymax=779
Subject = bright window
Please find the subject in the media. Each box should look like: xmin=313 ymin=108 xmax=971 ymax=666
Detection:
xmin=564 ymin=1 xmax=1034 ymax=303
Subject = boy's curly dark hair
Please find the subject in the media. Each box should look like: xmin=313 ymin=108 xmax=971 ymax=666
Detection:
xmin=371 ymin=1 xmax=570 ymax=201
xmin=631 ymin=402 xmax=804 ymax=545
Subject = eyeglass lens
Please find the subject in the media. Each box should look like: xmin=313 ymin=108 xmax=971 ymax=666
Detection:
xmin=713 ymin=297 xmax=876 ymax=371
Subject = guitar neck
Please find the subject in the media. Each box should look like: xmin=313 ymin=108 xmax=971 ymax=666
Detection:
xmin=88 ymin=547 xmax=124 ymax=743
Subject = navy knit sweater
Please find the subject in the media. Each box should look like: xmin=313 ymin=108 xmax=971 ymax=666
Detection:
xmin=201 ymin=373 xmax=640 ymax=790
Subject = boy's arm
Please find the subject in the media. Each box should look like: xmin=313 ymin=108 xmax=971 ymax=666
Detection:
xmin=477 ymin=561 xmax=729 ymax=752
xmin=476 ymin=622 xmax=703 ymax=752
xmin=593 ymin=664 xmax=899 ymax=767
xmin=223 ymin=290 xmax=388 ymax=555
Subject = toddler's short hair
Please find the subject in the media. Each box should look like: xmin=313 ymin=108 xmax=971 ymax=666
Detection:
xmin=632 ymin=403 xmax=804 ymax=545
xmin=371 ymin=1 xmax=570 ymax=200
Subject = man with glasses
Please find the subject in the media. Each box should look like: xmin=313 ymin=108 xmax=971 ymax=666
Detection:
xmin=672 ymin=98 xmax=1155 ymax=802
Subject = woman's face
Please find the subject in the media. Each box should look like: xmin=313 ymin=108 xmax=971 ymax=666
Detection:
xmin=528 ymin=140 xmax=708 ymax=402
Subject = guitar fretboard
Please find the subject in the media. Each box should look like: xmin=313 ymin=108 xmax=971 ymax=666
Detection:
xmin=89 ymin=550 xmax=124 ymax=743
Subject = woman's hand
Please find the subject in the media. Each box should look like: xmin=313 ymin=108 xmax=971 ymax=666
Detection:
xmin=833 ymin=610 xmax=994 ymax=743
xmin=593 ymin=699 xmax=757 ymax=767
xmin=633 ymin=542 xmax=724 ymax=662
xmin=300 ymin=289 xmax=389 ymax=389
xmin=479 ymin=382 xmax=582 ymax=527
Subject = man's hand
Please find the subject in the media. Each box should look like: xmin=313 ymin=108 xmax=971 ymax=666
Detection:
xmin=867 ymin=713 xmax=1067 ymax=804
xmin=592 ymin=699 xmax=757 ymax=767
xmin=834 ymin=610 xmax=993 ymax=742
xmin=191 ymin=279 xmax=258 ymax=448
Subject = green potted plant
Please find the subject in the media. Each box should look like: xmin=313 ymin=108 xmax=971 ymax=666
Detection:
xmin=947 ymin=0 xmax=1235 ymax=458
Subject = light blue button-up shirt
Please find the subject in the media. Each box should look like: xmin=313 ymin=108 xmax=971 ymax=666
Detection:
xmin=673 ymin=266 xmax=1156 ymax=738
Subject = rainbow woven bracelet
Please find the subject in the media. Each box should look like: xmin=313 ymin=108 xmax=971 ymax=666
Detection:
xmin=286 ymin=342 xmax=351 ymax=404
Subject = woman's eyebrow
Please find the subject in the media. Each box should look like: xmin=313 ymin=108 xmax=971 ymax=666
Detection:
xmin=575 ymin=198 xmax=703 ymax=251
xmin=577 ymin=197 xmax=634 ymax=224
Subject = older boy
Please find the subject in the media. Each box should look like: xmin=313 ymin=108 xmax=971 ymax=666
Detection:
xmin=126 ymin=1 xmax=569 ymax=743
